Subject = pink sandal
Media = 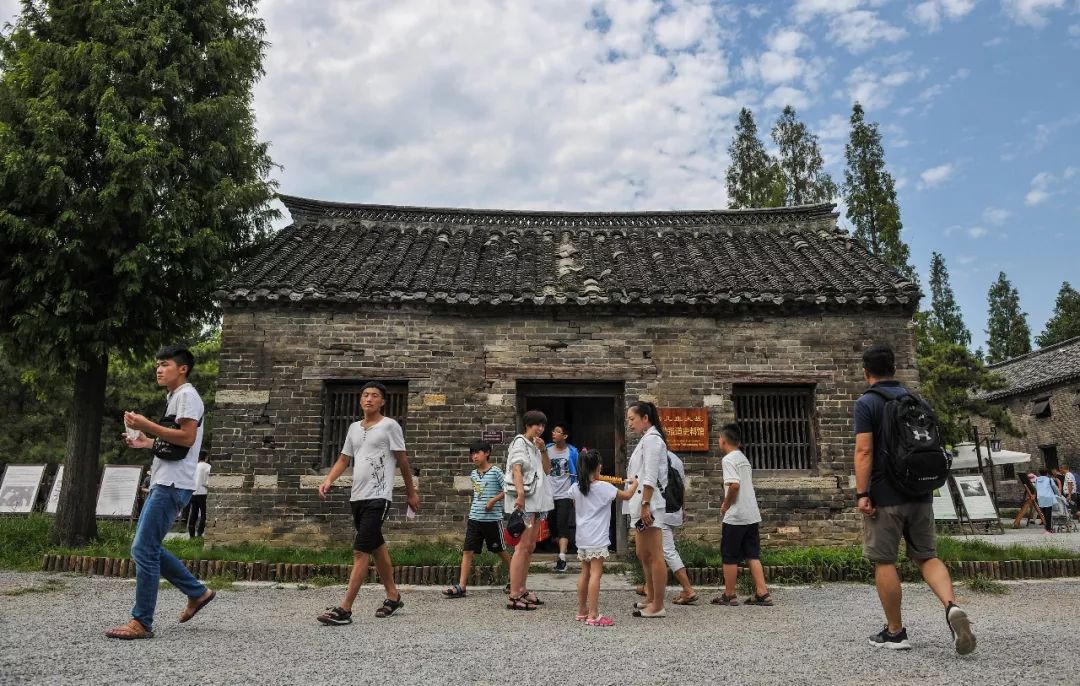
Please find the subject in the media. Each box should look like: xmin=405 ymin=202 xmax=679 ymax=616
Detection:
xmin=585 ymin=615 xmax=615 ymax=627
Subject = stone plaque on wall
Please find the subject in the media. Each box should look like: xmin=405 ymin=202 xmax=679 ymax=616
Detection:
xmin=658 ymin=408 xmax=709 ymax=452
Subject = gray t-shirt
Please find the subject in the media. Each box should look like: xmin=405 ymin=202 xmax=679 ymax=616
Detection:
xmin=547 ymin=445 xmax=575 ymax=500
xmin=150 ymin=383 xmax=204 ymax=491
xmin=341 ymin=417 xmax=406 ymax=502
xmin=722 ymin=449 xmax=761 ymax=526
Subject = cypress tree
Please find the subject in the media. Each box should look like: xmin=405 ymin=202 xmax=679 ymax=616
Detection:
xmin=924 ymin=252 xmax=971 ymax=347
xmin=726 ymin=107 xmax=784 ymax=209
xmin=771 ymin=105 xmax=837 ymax=206
xmin=985 ymin=272 xmax=1032 ymax=363
xmin=1035 ymin=282 xmax=1080 ymax=348
xmin=843 ymin=102 xmax=913 ymax=281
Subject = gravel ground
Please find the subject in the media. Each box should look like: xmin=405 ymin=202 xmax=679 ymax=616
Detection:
xmin=2 ymin=570 xmax=1079 ymax=686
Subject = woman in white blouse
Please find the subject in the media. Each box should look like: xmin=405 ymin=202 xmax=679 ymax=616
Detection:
xmin=625 ymin=401 xmax=669 ymax=618
xmin=505 ymin=410 xmax=554 ymax=610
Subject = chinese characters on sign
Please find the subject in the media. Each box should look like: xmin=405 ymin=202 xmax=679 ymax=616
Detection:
xmin=657 ymin=408 xmax=710 ymax=452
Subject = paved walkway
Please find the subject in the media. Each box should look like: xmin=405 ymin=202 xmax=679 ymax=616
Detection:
xmin=2 ymin=570 xmax=1079 ymax=685
xmin=952 ymin=520 xmax=1080 ymax=552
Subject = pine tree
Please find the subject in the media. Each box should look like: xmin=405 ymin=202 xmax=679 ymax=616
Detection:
xmin=917 ymin=341 xmax=1018 ymax=445
xmin=1035 ymin=282 xmax=1080 ymax=348
xmin=922 ymin=252 xmax=971 ymax=348
xmin=0 ymin=1 xmax=276 ymax=545
xmin=843 ymin=102 xmax=913 ymax=281
xmin=726 ymin=108 xmax=784 ymax=209
xmin=985 ymin=272 xmax=1032 ymax=364
xmin=771 ymin=105 xmax=837 ymax=206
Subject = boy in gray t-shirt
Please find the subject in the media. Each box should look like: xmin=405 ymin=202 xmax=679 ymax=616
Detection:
xmin=711 ymin=423 xmax=773 ymax=608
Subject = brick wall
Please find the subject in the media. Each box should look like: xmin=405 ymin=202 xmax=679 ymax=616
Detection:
xmin=206 ymin=304 xmax=917 ymax=548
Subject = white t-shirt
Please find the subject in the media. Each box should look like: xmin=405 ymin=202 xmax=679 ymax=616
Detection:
xmin=663 ymin=451 xmax=686 ymax=527
xmin=547 ymin=445 xmax=575 ymax=500
xmin=341 ymin=417 xmax=406 ymax=502
xmin=150 ymin=383 xmax=204 ymax=491
xmin=722 ymin=449 xmax=761 ymax=525
xmin=571 ymin=480 xmax=618 ymax=549
xmin=194 ymin=462 xmax=211 ymax=496
xmin=623 ymin=427 xmax=667 ymax=519
xmin=505 ymin=435 xmax=554 ymax=513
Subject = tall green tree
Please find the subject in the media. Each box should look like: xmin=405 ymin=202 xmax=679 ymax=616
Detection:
xmin=1035 ymin=281 xmax=1080 ymax=348
xmin=843 ymin=102 xmax=913 ymax=281
xmin=917 ymin=341 xmax=1018 ymax=446
xmin=771 ymin=105 xmax=837 ymax=206
xmin=0 ymin=1 xmax=275 ymax=545
xmin=726 ymin=107 xmax=784 ymax=209
xmin=985 ymin=272 xmax=1032 ymax=364
xmin=920 ymin=252 xmax=971 ymax=349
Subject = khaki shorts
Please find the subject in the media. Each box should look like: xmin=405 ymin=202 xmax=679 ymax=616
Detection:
xmin=863 ymin=502 xmax=937 ymax=564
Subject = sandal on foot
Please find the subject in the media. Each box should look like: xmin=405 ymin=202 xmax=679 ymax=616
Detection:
xmin=711 ymin=593 xmax=739 ymax=606
xmin=673 ymin=593 xmax=699 ymax=605
xmin=316 ymin=606 xmax=353 ymax=625
xmin=507 ymin=593 xmax=536 ymax=611
xmin=375 ymin=595 xmax=404 ymax=618
xmin=745 ymin=592 xmax=773 ymax=606
xmin=503 ymin=583 xmax=511 ymax=595
xmin=635 ymin=585 xmax=647 ymax=596
xmin=442 ymin=583 xmax=467 ymax=598
xmin=179 ymin=589 xmax=216 ymax=623
xmin=523 ymin=591 xmax=544 ymax=606
xmin=586 ymin=615 xmax=615 ymax=627
xmin=105 ymin=619 xmax=153 ymax=640
xmin=575 ymin=613 xmax=588 ymax=621
xmin=632 ymin=608 xmax=667 ymax=618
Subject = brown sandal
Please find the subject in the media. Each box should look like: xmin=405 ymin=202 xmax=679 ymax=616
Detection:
xmin=179 ymin=590 xmax=216 ymax=623
xmin=375 ymin=595 xmax=404 ymax=618
xmin=105 ymin=619 xmax=153 ymax=640
xmin=672 ymin=593 xmax=699 ymax=605
xmin=710 ymin=593 xmax=739 ymax=606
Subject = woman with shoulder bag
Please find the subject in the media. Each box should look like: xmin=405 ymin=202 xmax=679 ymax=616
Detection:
xmin=505 ymin=410 xmax=554 ymax=610
xmin=625 ymin=401 xmax=669 ymax=618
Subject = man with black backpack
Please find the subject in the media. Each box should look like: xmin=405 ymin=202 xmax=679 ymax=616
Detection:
xmin=855 ymin=343 xmax=975 ymax=654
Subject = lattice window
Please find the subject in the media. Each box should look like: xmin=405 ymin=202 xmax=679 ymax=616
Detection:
xmin=321 ymin=382 xmax=408 ymax=467
xmin=732 ymin=385 xmax=816 ymax=470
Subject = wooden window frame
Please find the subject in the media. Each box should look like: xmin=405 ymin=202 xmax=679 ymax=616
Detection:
xmin=321 ymin=381 xmax=408 ymax=468
xmin=731 ymin=384 xmax=817 ymax=472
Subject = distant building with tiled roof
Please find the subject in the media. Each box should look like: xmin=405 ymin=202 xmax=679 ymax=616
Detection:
xmin=208 ymin=195 xmax=923 ymax=549
xmin=971 ymin=337 xmax=1080 ymax=499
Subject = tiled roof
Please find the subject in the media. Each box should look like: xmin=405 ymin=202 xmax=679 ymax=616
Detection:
xmin=218 ymin=195 xmax=920 ymax=311
xmin=980 ymin=337 xmax=1080 ymax=401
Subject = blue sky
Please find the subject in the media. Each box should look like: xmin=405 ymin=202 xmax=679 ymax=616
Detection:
xmin=2 ymin=0 xmax=1076 ymax=352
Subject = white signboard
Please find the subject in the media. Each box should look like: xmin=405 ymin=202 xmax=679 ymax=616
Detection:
xmin=0 ymin=464 xmax=46 ymax=514
xmin=932 ymin=480 xmax=958 ymax=521
xmin=953 ymin=475 xmax=998 ymax=521
xmin=45 ymin=466 xmax=64 ymax=514
xmin=95 ymin=465 xmax=143 ymax=518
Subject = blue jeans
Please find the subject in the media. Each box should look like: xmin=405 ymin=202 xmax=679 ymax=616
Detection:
xmin=131 ymin=484 xmax=207 ymax=631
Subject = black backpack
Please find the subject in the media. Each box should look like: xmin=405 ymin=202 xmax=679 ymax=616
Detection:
xmin=865 ymin=386 xmax=952 ymax=497
xmin=662 ymin=451 xmax=685 ymax=514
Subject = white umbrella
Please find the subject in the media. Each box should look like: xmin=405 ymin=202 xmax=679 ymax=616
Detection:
xmin=951 ymin=442 xmax=1031 ymax=470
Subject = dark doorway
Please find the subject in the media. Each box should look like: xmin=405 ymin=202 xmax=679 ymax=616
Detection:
xmin=516 ymin=382 xmax=626 ymax=553
xmin=1040 ymin=444 xmax=1059 ymax=470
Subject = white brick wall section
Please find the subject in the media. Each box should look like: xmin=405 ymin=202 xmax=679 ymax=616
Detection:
xmin=216 ymin=390 xmax=270 ymax=405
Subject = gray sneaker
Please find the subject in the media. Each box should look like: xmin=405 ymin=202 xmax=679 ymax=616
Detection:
xmin=946 ymin=604 xmax=976 ymax=655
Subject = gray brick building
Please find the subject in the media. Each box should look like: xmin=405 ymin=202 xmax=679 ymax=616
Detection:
xmin=207 ymin=196 xmax=920 ymax=550
xmin=972 ymin=337 xmax=1080 ymax=504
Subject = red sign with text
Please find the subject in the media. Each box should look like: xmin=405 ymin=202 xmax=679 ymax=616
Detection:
xmin=658 ymin=408 xmax=710 ymax=452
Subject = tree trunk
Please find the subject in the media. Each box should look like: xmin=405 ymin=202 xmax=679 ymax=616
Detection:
xmin=51 ymin=353 xmax=108 ymax=546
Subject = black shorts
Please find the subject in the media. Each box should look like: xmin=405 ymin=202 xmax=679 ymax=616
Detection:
xmin=721 ymin=522 xmax=761 ymax=564
xmin=463 ymin=519 xmax=504 ymax=554
xmin=550 ymin=498 xmax=576 ymax=541
xmin=351 ymin=499 xmax=391 ymax=553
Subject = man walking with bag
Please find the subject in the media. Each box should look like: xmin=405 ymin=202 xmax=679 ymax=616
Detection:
xmin=855 ymin=343 xmax=975 ymax=654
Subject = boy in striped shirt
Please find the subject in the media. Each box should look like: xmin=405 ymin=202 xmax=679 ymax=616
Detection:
xmin=443 ymin=441 xmax=512 ymax=598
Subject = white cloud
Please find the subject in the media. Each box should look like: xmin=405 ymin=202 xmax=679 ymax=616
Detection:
xmin=982 ymin=206 xmax=1012 ymax=225
xmin=910 ymin=0 xmax=977 ymax=31
xmin=828 ymin=10 xmax=907 ymax=53
xmin=957 ymin=255 xmax=977 ymax=264
xmin=1025 ymin=171 xmax=1055 ymax=205
xmin=1002 ymin=0 xmax=1066 ymax=27
xmin=792 ymin=0 xmax=862 ymax=23
xmin=842 ymin=62 xmax=917 ymax=109
xmin=919 ymin=163 xmax=956 ymax=188
xmin=967 ymin=226 xmax=989 ymax=238
xmin=252 ymin=0 xmax=739 ymax=211
xmin=1033 ymin=113 xmax=1080 ymax=149
xmin=764 ymin=85 xmax=812 ymax=109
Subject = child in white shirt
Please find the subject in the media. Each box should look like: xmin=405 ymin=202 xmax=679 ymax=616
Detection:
xmin=571 ymin=449 xmax=636 ymax=627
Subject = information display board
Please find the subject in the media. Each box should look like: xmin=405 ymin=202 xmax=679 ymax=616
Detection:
xmin=0 ymin=464 xmax=46 ymax=514
xmin=45 ymin=465 xmax=64 ymax=514
xmin=932 ymin=480 xmax=958 ymax=521
xmin=657 ymin=408 xmax=709 ymax=452
xmin=954 ymin=474 xmax=998 ymax=521
xmin=95 ymin=465 xmax=143 ymax=518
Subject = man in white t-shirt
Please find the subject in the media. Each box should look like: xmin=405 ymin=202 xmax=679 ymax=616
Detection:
xmin=316 ymin=381 xmax=420 ymax=625
xmin=546 ymin=423 xmax=579 ymax=572
xmin=187 ymin=452 xmax=211 ymax=538
xmin=106 ymin=345 xmax=215 ymax=640
xmin=711 ymin=423 xmax=773 ymax=607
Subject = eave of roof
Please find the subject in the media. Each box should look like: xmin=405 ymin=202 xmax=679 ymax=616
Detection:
xmin=980 ymin=336 xmax=1080 ymax=401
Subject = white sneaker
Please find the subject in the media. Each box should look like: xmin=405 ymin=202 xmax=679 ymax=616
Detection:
xmin=946 ymin=604 xmax=976 ymax=655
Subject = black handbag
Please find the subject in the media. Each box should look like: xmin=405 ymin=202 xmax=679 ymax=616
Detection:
xmin=151 ymin=413 xmax=201 ymax=462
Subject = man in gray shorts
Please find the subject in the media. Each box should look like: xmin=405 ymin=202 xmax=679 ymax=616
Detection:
xmin=854 ymin=343 xmax=975 ymax=654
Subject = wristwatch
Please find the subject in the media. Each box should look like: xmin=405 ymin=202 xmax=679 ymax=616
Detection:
xmin=856 ymin=491 xmax=870 ymax=500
